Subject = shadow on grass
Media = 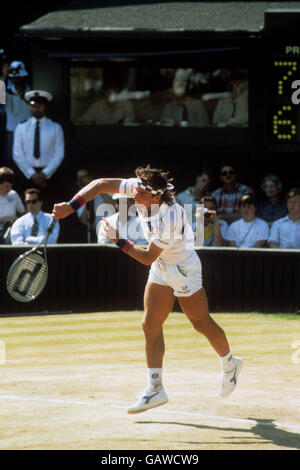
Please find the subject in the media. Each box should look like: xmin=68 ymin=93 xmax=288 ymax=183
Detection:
xmin=136 ymin=418 xmax=300 ymax=449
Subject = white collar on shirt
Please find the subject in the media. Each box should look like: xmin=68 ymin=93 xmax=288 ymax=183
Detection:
xmin=282 ymin=215 xmax=300 ymax=223
xmin=29 ymin=210 xmax=43 ymax=221
xmin=31 ymin=116 xmax=47 ymax=125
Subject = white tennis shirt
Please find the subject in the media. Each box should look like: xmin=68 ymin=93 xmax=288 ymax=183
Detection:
xmin=119 ymin=178 xmax=195 ymax=264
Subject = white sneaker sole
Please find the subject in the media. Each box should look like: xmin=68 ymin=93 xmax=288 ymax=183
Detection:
xmin=127 ymin=398 xmax=168 ymax=414
xmin=127 ymin=389 xmax=168 ymax=414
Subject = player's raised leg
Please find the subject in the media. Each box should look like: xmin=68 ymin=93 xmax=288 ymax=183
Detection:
xmin=178 ymin=287 xmax=242 ymax=398
xmin=127 ymin=282 xmax=175 ymax=414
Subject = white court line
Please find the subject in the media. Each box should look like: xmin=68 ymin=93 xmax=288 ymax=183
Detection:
xmin=0 ymin=374 xmax=97 ymax=383
xmin=0 ymin=394 xmax=299 ymax=434
xmin=0 ymin=395 xmax=99 ymax=406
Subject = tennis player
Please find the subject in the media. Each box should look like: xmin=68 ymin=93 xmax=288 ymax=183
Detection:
xmin=52 ymin=165 xmax=242 ymax=414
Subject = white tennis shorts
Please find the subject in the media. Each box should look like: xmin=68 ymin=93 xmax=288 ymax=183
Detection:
xmin=148 ymin=251 xmax=203 ymax=297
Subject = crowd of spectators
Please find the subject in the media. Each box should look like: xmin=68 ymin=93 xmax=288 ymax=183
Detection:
xmin=1 ymin=54 xmax=299 ymax=249
xmin=1 ymin=159 xmax=300 ymax=250
xmin=180 ymin=163 xmax=299 ymax=250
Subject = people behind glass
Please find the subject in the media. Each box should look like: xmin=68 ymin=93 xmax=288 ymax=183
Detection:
xmin=257 ymin=174 xmax=288 ymax=227
xmin=193 ymin=194 xmax=228 ymax=247
xmin=160 ymin=68 xmax=209 ymax=127
xmin=0 ymin=167 xmax=25 ymax=244
xmin=71 ymin=67 xmax=250 ymax=127
xmin=268 ymin=187 xmax=300 ymax=249
xmin=212 ymin=162 xmax=254 ymax=225
xmin=97 ymin=193 xmax=147 ymax=246
xmin=130 ymin=68 xmax=174 ymax=126
xmin=212 ymin=70 xmax=248 ymax=128
xmin=226 ymin=194 xmax=269 ymax=248
xmin=76 ymin=84 xmax=136 ymax=126
xmin=10 ymin=188 xmax=60 ymax=245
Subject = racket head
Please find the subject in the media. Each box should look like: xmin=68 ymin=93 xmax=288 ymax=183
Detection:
xmin=6 ymin=249 xmax=48 ymax=303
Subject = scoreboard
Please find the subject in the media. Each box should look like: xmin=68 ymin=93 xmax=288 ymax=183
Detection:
xmin=269 ymin=47 xmax=300 ymax=144
xmin=265 ymin=11 xmax=300 ymax=149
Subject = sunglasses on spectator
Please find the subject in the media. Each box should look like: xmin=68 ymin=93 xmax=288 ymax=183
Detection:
xmin=221 ymin=170 xmax=236 ymax=176
xmin=25 ymin=199 xmax=40 ymax=204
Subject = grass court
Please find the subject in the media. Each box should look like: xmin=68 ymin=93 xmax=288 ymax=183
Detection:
xmin=0 ymin=310 xmax=299 ymax=450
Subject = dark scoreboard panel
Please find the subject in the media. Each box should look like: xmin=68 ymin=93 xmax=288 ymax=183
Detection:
xmin=268 ymin=48 xmax=300 ymax=145
xmin=265 ymin=11 xmax=300 ymax=150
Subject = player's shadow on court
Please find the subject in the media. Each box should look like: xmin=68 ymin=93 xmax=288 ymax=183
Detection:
xmin=137 ymin=419 xmax=300 ymax=449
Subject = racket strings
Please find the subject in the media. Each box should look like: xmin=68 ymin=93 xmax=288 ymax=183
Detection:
xmin=7 ymin=252 xmax=48 ymax=301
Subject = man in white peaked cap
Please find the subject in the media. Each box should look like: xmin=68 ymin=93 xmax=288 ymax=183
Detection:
xmin=12 ymin=89 xmax=65 ymax=211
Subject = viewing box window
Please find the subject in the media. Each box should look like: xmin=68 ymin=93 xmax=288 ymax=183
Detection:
xmin=70 ymin=64 xmax=248 ymax=128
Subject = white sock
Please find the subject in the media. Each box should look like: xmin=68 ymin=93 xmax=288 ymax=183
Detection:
xmin=147 ymin=368 xmax=163 ymax=391
xmin=220 ymin=351 xmax=234 ymax=372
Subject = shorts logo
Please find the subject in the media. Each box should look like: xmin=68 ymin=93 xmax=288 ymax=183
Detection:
xmin=177 ymin=285 xmax=191 ymax=294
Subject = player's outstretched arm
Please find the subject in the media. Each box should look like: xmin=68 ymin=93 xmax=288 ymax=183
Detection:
xmin=52 ymin=178 xmax=122 ymax=220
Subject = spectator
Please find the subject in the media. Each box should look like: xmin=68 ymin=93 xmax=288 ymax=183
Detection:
xmin=0 ymin=49 xmax=8 ymax=160
xmin=10 ymin=188 xmax=59 ymax=245
xmin=177 ymin=167 xmax=213 ymax=207
xmin=13 ymin=89 xmax=65 ymax=210
xmin=160 ymin=68 xmax=209 ymax=127
xmin=257 ymin=174 xmax=288 ymax=227
xmin=0 ymin=49 xmax=10 ymax=86
xmin=76 ymin=84 xmax=136 ymax=125
xmin=5 ymin=61 xmax=31 ymax=162
xmin=193 ymin=194 xmax=228 ymax=247
xmin=212 ymin=162 xmax=254 ymax=224
xmin=226 ymin=194 xmax=269 ymax=248
xmin=0 ymin=71 xmax=5 ymax=103
xmin=97 ymin=193 xmax=147 ymax=246
xmin=212 ymin=70 xmax=248 ymax=127
xmin=76 ymin=168 xmax=114 ymax=243
xmin=0 ymin=166 xmax=25 ymax=244
xmin=176 ymin=167 xmax=214 ymax=225
xmin=268 ymin=187 xmax=300 ymax=249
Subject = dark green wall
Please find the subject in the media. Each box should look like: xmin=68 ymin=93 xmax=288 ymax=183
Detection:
xmin=1 ymin=246 xmax=299 ymax=315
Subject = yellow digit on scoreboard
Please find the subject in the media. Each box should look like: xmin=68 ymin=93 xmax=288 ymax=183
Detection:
xmin=272 ymin=105 xmax=296 ymax=141
xmin=273 ymin=60 xmax=297 ymax=95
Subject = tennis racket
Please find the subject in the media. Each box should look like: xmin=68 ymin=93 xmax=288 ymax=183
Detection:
xmin=6 ymin=218 xmax=57 ymax=303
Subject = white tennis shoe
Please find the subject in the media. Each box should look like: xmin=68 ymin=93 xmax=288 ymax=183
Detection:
xmin=127 ymin=387 xmax=168 ymax=414
xmin=220 ymin=357 xmax=243 ymax=398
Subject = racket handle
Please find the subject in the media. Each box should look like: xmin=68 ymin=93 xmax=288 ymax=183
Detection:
xmin=47 ymin=218 xmax=57 ymax=234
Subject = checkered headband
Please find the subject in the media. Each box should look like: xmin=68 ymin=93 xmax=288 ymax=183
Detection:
xmin=137 ymin=178 xmax=174 ymax=195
